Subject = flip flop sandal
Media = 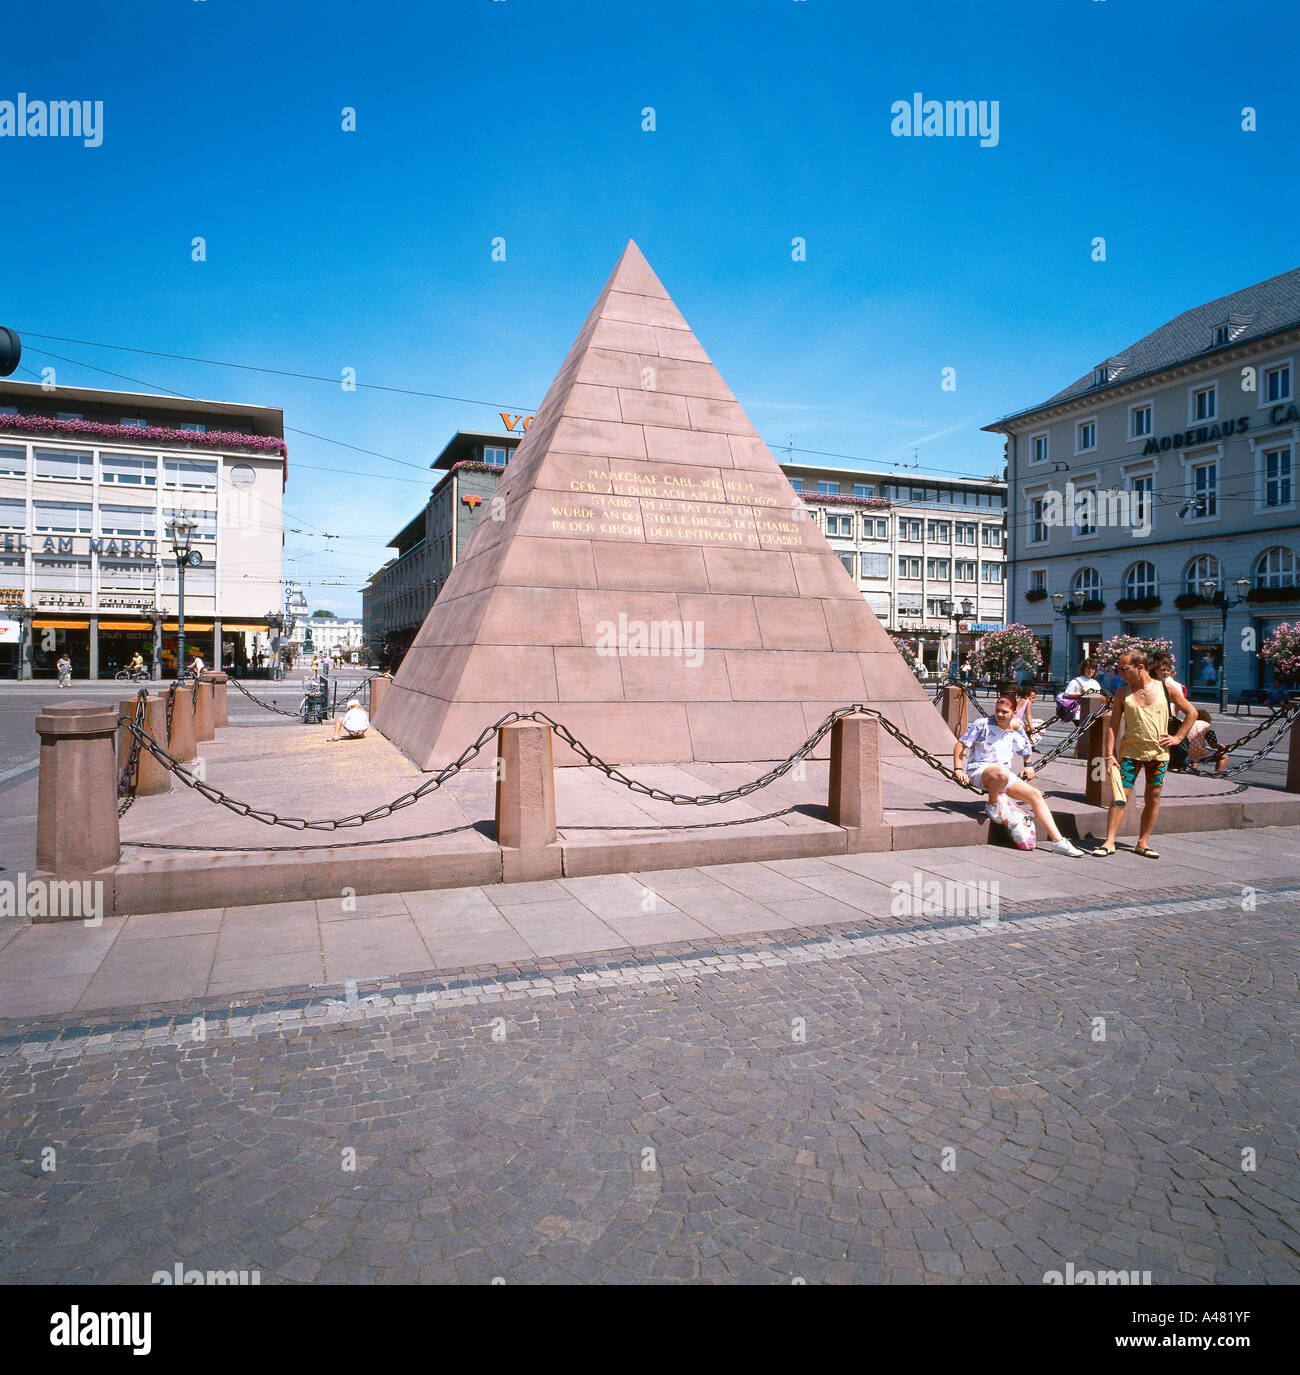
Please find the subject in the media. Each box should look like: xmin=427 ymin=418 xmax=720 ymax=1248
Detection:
xmin=1133 ymin=846 xmax=1160 ymax=859
xmin=1091 ymin=845 xmax=1116 ymax=857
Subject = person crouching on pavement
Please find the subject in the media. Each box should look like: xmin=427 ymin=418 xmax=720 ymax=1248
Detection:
xmin=954 ymin=693 xmax=1086 ymax=856
xmin=1186 ymin=709 xmax=1229 ymax=774
xmin=328 ymin=697 xmax=369 ymax=742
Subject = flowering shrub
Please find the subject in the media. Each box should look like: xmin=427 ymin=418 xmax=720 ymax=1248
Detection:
xmin=0 ymin=412 xmax=287 ymax=456
xmin=972 ymin=624 xmax=1041 ymax=682
xmin=1260 ymin=622 xmax=1300 ymax=683
xmin=887 ymin=631 xmax=917 ymax=660
xmin=1094 ymin=633 xmax=1174 ymax=671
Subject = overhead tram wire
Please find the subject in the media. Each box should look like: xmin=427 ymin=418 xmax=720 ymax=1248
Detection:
xmin=15 ymin=330 xmax=1006 ymax=485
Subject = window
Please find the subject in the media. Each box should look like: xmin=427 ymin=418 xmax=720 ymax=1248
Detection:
xmin=926 ymin=558 xmax=950 ymax=580
xmin=1263 ymin=447 xmax=1293 ymax=507
xmin=163 ymin=457 xmax=218 ymax=490
xmin=1184 ymin=554 xmax=1222 ymax=595
xmin=1264 ymin=363 xmax=1292 ymax=403
xmin=825 ymin=514 xmax=854 ymax=537
xmin=55 ymin=411 xmax=83 ymax=423
xmin=483 ymin=446 xmax=508 ymax=466
xmin=0 ymin=443 xmax=25 ymax=477
xmin=33 ymin=447 xmax=93 ymax=482
xmin=120 ymin=418 xmax=148 ymax=430
xmin=32 ymin=555 xmax=91 ymax=593
xmin=898 ymin=556 xmax=921 ymax=579
xmin=1129 ymin=473 xmax=1154 ymax=526
xmin=818 ymin=481 xmax=839 ymax=496
xmin=981 ymin=524 xmax=1003 ymax=547
xmin=1076 ymin=419 xmax=1096 ymax=453
xmin=101 ymin=452 xmax=158 ymax=486
xmin=0 ymin=497 xmax=24 ymax=529
xmin=955 ymin=522 xmax=977 ymax=545
xmin=1074 ymin=485 xmax=1098 ymax=537
xmin=99 ymin=560 xmax=157 ymax=593
xmin=788 ymin=478 xmax=804 ymax=492
xmin=1124 ymin=561 xmax=1157 ymax=599
xmin=1028 ymin=496 xmax=1047 ymax=545
xmin=161 ymin=560 xmax=216 ymax=596
xmin=0 ymin=405 xmax=17 ymax=416
xmin=852 ymin=483 xmax=874 ymax=498
xmin=33 ymin=501 xmax=92 ymax=534
xmin=927 ymin=598 xmax=954 ymax=617
xmin=1029 ymin=569 xmax=1047 ymax=593
xmin=980 ymin=562 xmax=1003 ymax=583
xmin=1030 ymin=433 xmax=1049 ymax=465
xmin=1254 ymin=546 xmax=1297 ymax=589
xmin=927 ymin=521 xmax=950 ymax=542
xmin=955 ymin=560 xmax=977 ymax=581
xmin=859 ymin=551 xmax=890 ymax=579
xmin=863 ymin=517 xmax=888 ymax=539
xmin=180 ymin=423 xmax=207 ymax=435
xmin=1192 ymin=385 xmax=1216 ymax=421
xmin=1073 ymin=567 xmax=1102 ymax=600
xmin=1211 ymin=324 xmax=1230 ymax=347
xmin=899 ymin=519 xmax=922 ymax=542
xmin=99 ymin=506 xmax=158 ymax=539
xmin=1094 ymin=365 xmax=1110 ymax=387
xmin=1131 ymin=404 xmax=1152 ymax=438
xmin=1192 ymin=461 xmax=1218 ymax=518
xmin=837 ymin=551 xmax=855 ymax=578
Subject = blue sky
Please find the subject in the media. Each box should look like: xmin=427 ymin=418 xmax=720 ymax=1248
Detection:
xmin=2 ymin=0 xmax=1295 ymax=615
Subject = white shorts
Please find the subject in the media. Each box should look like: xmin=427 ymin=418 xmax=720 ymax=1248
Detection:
xmin=967 ymin=762 xmax=1007 ymax=791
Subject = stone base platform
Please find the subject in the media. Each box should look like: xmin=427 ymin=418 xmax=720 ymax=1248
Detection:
xmin=105 ymin=723 xmax=1300 ymax=915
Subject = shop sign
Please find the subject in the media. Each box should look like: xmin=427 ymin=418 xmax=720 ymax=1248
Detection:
xmin=959 ymin=621 xmax=1004 ymax=633
xmin=1141 ymin=417 xmax=1248 ymax=455
xmin=0 ymin=619 xmax=18 ymax=644
xmin=0 ymin=588 xmax=24 ymax=604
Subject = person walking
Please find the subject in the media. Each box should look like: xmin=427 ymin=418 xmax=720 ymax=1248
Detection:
xmin=1092 ymin=649 xmax=1195 ymax=859
xmin=1055 ymin=657 xmax=1102 ymax=722
xmin=56 ymin=653 xmax=72 ymax=687
xmin=954 ymin=693 xmax=1086 ymax=856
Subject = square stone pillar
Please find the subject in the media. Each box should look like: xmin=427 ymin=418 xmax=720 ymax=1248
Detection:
xmin=1074 ymin=693 xmax=1107 ymax=759
xmin=35 ymin=701 xmax=119 ymax=918
xmin=369 ymin=673 xmax=391 ymax=718
xmin=1287 ymin=711 xmax=1300 ymax=794
xmin=88 ymin=617 xmax=100 ymax=680
xmin=1083 ymin=703 xmax=1113 ymax=808
xmin=495 ymin=720 xmax=561 ymax=881
xmin=193 ymin=675 xmax=215 ymax=742
xmin=827 ymin=712 xmax=889 ymax=851
xmin=206 ymin=670 xmax=229 ymax=728
xmin=166 ymin=683 xmax=197 ymax=763
xmin=941 ymin=685 xmax=968 ymax=739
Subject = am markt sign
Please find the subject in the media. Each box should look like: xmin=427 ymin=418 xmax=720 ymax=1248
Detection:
xmin=1 ymin=534 xmax=159 ymax=557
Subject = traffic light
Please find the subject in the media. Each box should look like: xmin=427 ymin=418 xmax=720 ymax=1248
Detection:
xmin=0 ymin=328 xmax=20 ymax=377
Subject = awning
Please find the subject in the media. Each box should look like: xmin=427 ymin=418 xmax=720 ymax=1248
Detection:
xmin=162 ymin=622 xmax=214 ymax=632
xmin=34 ymin=619 xmax=89 ymax=629
xmin=221 ymin=622 xmax=270 ymax=632
xmin=99 ymin=621 xmax=153 ymax=631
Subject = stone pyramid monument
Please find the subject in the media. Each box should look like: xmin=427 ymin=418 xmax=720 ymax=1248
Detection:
xmin=375 ymin=240 xmax=956 ymax=768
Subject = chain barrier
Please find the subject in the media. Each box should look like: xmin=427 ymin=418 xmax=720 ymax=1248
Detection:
xmin=164 ymin=682 xmax=177 ymax=743
xmin=1213 ymin=700 xmax=1300 ymax=778
xmin=116 ymin=688 xmax=150 ymax=818
xmin=226 ymin=672 xmax=301 ymax=718
xmin=191 ymin=675 xmax=201 ymax=711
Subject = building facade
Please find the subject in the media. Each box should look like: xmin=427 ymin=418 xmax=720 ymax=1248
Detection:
xmin=362 ymin=430 xmax=523 ymax=662
xmin=361 ymin=431 xmax=1007 ymax=674
xmin=289 ymin=615 xmax=364 ymax=662
xmin=0 ymin=380 xmax=285 ymax=679
xmin=985 ymin=267 xmax=1300 ymax=698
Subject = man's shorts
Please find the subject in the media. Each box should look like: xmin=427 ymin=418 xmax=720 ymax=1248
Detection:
xmin=1118 ymin=756 xmax=1167 ymax=790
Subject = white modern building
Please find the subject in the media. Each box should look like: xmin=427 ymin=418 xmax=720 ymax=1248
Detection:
xmin=0 ymin=380 xmax=285 ymax=678
xmin=290 ymin=615 xmax=364 ymax=661
xmin=985 ymin=266 xmax=1300 ymax=699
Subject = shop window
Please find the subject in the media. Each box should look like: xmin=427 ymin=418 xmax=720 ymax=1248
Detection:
xmin=1254 ymin=546 xmax=1297 ymax=589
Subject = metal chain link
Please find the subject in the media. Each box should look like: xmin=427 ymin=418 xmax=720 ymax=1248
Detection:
xmin=115 ymin=688 xmax=150 ymax=818
xmin=226 ymin=672 xmax=301 ymax=718
xmin=164 ymin=682 xmax=177 ymax=743
xmin=1214 ymin=700 xmax=1300 ymax=778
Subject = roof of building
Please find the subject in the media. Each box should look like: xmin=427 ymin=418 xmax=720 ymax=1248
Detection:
xmin=780 ymin=460 xmax=1003 ymax=488
xmin=986 ymin=265 xmax=1300 ymax=429
xmin=430 ymin=429 xmax=524 ymax=470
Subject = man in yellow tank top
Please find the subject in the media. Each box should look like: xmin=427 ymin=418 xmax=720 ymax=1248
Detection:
xmin=1092 ymin=649 xmax=1194 ymax=859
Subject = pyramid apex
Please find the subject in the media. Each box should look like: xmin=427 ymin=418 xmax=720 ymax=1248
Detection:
xmin=604 ymin=238 xmax=670 ymax=299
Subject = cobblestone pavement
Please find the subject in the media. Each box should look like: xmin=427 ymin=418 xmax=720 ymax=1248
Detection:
xmin=1 ymin=883 xmax=1297 ymax=1285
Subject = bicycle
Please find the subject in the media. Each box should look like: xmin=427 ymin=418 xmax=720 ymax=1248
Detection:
xmin=115 ymin=667 xmax=150 ymax=682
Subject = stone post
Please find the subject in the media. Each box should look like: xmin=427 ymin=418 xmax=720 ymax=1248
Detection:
xmin=940 ymin=685 xmax=968 ymax=740
xmin=115 ymin=694 xmax=170 ymax=799
xmin=167 ymin=683 xmax=197 ymax=763
xmin=1074 ymin=692 xmax=1108 ymax=759
xmin=1287 ymin=710 xmax=1300 ymax=794
xmin=35 ymin=701 xmax=119 ymax=918
xmin=207 ymin=670 xmax=229 ymax=728
xmin=827 ymin=712 xmax=888 ymax=850
xmin=495 ymin=719 xmax=561 ymax=881
xmin=369 ymin=674 xmax=391 ymax=718
xmin=193 ymin=675 xmax=215 ymax=742
xmin=1083 ymin=700 xmax=1113 ymax=809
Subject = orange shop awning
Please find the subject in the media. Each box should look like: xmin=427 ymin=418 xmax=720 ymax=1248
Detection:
xmin=99 ymin=621 xmax=153 ymax=631
xmin=221 ymin=622 xmax=270 ymax=632
xmin=162 ymin=623 xmax=214 ymax=633
xmin=34 ymin=619 xmax=90 ymax=629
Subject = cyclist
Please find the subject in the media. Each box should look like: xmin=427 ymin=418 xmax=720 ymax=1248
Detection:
xmin=128 ymin=651 xmax=146 ymax=679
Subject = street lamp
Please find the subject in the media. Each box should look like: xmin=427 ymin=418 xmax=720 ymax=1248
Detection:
xmin=166 ymin=513 xmax=198 ymax=679
xmin=1201 ymin=576 xmax=1253 ymax=713
xmin=1051 ymin=588 xmax=1087 ymax=682
xmin=938 ymin=596 xmax=974 ymax=680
